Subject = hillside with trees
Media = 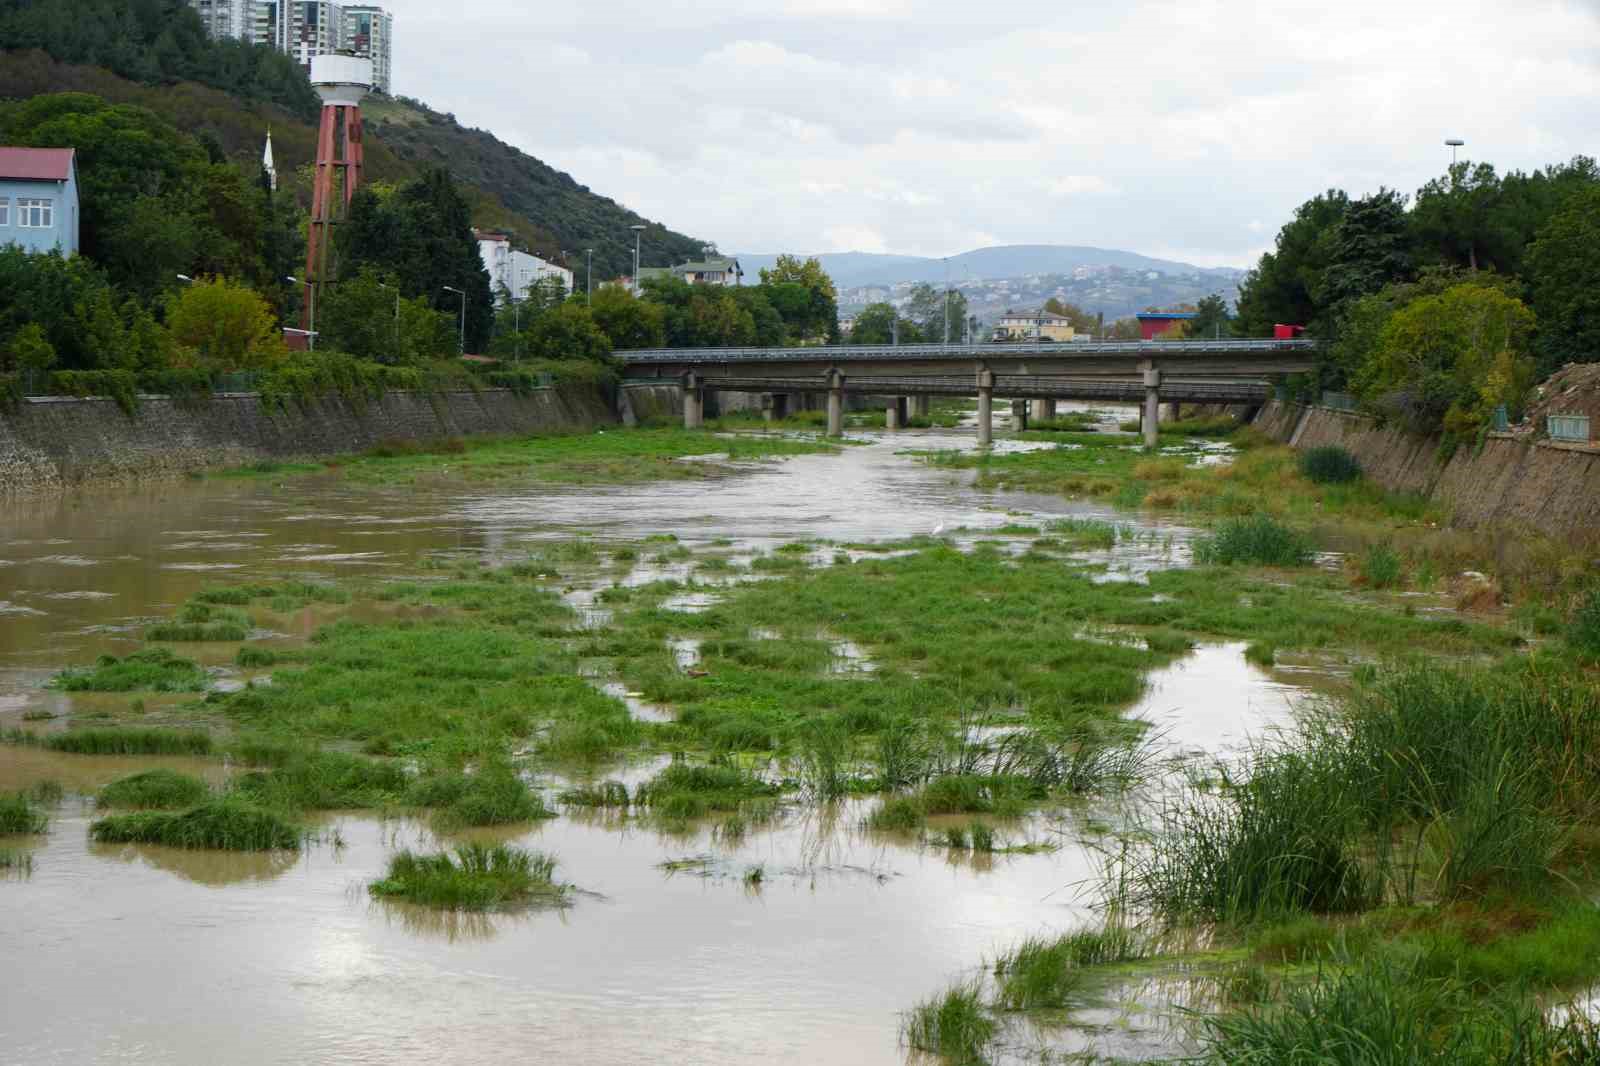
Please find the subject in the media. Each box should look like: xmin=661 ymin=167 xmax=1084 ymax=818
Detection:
xmin=0 ymin=0 xmax=709 ymax=279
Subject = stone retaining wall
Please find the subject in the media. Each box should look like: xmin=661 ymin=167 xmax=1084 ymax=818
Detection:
xmin=1255 ymin=400 xmax=1600 ymax=537
xmin=1 ymin=383 xmax=682 ymax=496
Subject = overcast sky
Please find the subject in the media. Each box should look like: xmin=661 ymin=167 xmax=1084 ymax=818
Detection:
xmin=378 ymin=0 xmax=1600 ymax=268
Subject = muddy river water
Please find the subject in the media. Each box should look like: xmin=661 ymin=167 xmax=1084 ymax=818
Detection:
xmin=0 ymin=413 xmax=1314 ymax=1064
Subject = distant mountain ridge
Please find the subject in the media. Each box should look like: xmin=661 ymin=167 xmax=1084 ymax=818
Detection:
xmin=735 ymin=245 xmax=1246 ymax=289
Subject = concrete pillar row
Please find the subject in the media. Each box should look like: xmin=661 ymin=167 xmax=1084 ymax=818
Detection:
xmin=1141 ymin=364 xmax=1161 ymax=449
xmin=1166 ymin=402 xmax=1182 ymax=423
xmin=909 ymin=395 xmax=931 ymax=419
xmin=683 ymin=372 xmax=704 ymax=430
xmin=1030 ymin=397 xmax=1056 ymax=423
xmin=885 ymin=402 xmax=901 ymax=430
xmin=1010 ymin=399 xmax=1029 ymax=432
xmin=976 ymin=366 xmax=995 ymax=448
xmin=826 ymin=369 xmax=845 ymax=438
xmin=763 ymin=392 xmax=790 ymax=423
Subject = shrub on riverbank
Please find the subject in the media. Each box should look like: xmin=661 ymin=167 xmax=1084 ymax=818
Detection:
xmin=1571 ymin=589 xmax=1600 ymax=660
xmin=0 ymin=792 xmax=48 ymax=835
xmin=1299 ymin=445 xmax=1363 ymax=484
xmin=1192 ymin=515 xmax=1314 ymax=566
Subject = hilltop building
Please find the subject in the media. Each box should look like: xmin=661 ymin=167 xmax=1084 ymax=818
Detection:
xmin=991 ymin=308 xmax=1075 ymax=342
xmin=0 ymin=148 xmax=79 ymax=257
xmin=637 ymin=256 xmax=744 ymax=288
xmin=476 ymin=233 xmax=574 ymax=302
xmin=184 ymin=0 xmax=395 ymax=94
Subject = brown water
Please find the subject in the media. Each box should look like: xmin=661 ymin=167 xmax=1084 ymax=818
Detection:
xmin=0 ymin=414 xmax=1320 ymax=1065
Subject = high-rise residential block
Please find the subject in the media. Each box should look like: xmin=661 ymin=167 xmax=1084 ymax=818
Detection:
xmin=185 ymin=1 xmax=394 ymax=94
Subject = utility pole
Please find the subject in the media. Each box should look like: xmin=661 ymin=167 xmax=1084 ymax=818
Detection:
xmin=586 ymin=248 xmax=593 ymax=305
xmin=630 ymin=224 xmax=645 ymax=294
xmin=442 ymin=285 xmax=465 ymax=355
xmin=942 ymin=257 xmax=950 ymax=346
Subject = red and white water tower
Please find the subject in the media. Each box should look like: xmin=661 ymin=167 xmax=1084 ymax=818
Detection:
xmin=303 ymin=53 xmax=373 ymax=335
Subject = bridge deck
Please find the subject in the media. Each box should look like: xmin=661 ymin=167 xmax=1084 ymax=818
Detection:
xmin=616 ymin=338 xmax=1317 ymax=365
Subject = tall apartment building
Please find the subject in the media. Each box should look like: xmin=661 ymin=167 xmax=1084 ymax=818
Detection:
xmin=185 ymin=1 xmax=394 ymax=94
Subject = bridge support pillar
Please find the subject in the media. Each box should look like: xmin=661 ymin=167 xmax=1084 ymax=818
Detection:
xmin=976 ymin=368 xmax=995 ymax=448
xmin=764 ymin=392 xmax=790 ymax=423
xmin=1141 ymin=365 xmax=1161 ymax=449
xmin=826 ymin=370 xmax=845 ymax=438
xmin=910 ymin=395 xmax=931 ymax=419
xmin=886 ymin=396 xmax=908 ymax=430
xmin=683 ymin=373 xmax=704 ymax=430
xmin=1030 ymin=398 xmax=1055 ymax=423
xmin=1010 ymin=399 xmax=1029 ymax=431
xmin=1166 ymin=402 xmax=1182 ymax=423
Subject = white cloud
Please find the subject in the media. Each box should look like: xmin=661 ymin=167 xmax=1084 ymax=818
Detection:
xmin=378 ymin=0 xmax=1600 ymax=266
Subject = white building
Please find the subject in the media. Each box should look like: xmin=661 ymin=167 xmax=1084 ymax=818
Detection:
xmin=185 ymin=1 xmax=395 ymax=94
xmin=477 ymin=233 xmax=574 ymax=303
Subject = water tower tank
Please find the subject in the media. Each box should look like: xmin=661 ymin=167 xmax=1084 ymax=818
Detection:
xmin=310 ymin=54 xmax=373 ymax=107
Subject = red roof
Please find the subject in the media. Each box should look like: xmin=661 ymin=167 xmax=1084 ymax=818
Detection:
xmin=0 ymin=147 xmax=75 ymax=181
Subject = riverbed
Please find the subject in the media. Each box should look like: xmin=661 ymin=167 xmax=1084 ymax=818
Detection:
xmin=0 ymin=412 xmax=1318 ymax=1065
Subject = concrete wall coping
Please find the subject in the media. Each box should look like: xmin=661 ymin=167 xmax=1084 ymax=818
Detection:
xmin=13 ymin=385 xmax=569 ymax=407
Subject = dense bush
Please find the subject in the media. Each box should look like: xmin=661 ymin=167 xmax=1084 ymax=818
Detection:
xmin=1299 ymin=445 xmax=1363 ymax=484
xmin=1192 ymin=515 xmax=1314 ymax=567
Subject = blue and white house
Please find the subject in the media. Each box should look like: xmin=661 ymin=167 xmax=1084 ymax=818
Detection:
xmin=0 ymin=147 xmax=80 ymax=257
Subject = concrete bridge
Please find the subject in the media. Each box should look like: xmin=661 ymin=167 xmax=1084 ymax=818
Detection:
xmin=615 ymin=339 xmax=1318 ymax=446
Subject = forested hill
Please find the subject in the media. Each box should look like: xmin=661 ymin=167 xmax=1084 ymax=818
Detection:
xmin=0 ymin=0 xmax=709 ymax=278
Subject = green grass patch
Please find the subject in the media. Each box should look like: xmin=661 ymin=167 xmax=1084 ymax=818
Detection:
xmin=406 ymin=765 xmax=554 ymax=828
xmin=902 ymin=980 xmax=995 ymax=1066
xmin=146 ymin=603 xmax=252 ymax=642
xmin=230 ymin=749 xmax=409 ymax=810
xmin=1193 ymin=515 xmax=1314 ymax=567
xmin=51 ymin=648 xmax=209 ymax=692
xmin=368 ymin=843 xmax=567 ymax=910
xmin=992 ymin=924 xmax=1147 ymax=1010
xmin=90 ymin=800 xmax=299 ymax=850
xmin=42 ymin=728 xmax=214 ymax=756
xmin=0 ymin=792 xmax=48 ymax=835
xmin=1299 ymin=444 xmax=1363 ymax=484
xmin=97 ymin=770 xmax=211 ymax=809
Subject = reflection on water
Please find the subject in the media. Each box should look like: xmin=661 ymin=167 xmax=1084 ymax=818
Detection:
xmin=0 ymin=417 xmax=1321 ymax=1066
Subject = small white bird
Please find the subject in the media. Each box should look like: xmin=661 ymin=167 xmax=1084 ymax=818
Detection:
xmin=931 ymin=523 xmax=945 ymax=536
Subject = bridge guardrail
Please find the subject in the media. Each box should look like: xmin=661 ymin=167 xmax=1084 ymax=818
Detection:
xmin=614 ymin=339 xmax=1319 ymax=365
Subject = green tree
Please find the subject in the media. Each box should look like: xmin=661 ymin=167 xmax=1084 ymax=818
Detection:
xmin=1187 ymin=294 xmax=1232 ymax=340
xmin=847 ymin=303 xmax=902 ymax=344
xmin=1234 ymin=190 xmax=1349 ymax=335
xmin=757 ymin=255 xmax=838 ymax=341
xmin=904 ymin=283 xmax=969 ymax=343
xmin=341 ymin=169 xmax=494 ymax=351
xmin=163 ymin=276 xmax=286 ymax=369
xmin=1319 ymin=188 xmax=1411 ymax=309
xmin=525 ymin=303 xmax=611 ymax=362
xmin=1042 ymin=297 xmax=1097 ymax=334
xmin=3 ymin=322 xmax=56 ymax=373
xmin=319 ymin=267 xmax=408 ymax=363
xmin=588 ymin=286 xmax=665 ymax=349
xmin=1525 ymin=185 xmax=1600 ymax=374
xmin=0 ymin=246 xmax=121 ymax=369
xmin=1355 ymin=280 xmax=1535 ymax=437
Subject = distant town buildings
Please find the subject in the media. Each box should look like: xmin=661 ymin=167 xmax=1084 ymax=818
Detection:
xmin=476 ymin=232 xmax=574 ymax=302
xmin=992 ymin=308 xmax=1075 ymax=342
xmin=0 ymin=148 xmax=80 ymax=258
xmin=638 ymin=256 xmax=744 ymax=288
xmin=185 ymin=0 xmax=395 ymax=94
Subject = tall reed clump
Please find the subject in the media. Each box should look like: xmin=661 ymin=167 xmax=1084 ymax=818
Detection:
xmin=1299 ymin=445 xmax=1362 ymax=485
xmin=231 ymin=749 xmax=409 ymax=810
xmin=1358 ymin=542 xmax=1404 ymax=589
xmin=1192 ymin=515 xmax=1314 ymax=567
xmin=0 ymin=792 xmax=48 ymax=835
xmin=992 ymin=923 xmax=1148 ymax=1011
xmin=901 ymin=979 xmax=995 ymax=1066
xmin=91 ymin=800 xmax=299 ymax=850
xmin=1570 ymin=588 xmax=1600 ymax=661
xmin=635 ymin=758 xmax=779 ymax=820
xmin=1195 ymin=958 xmax=1600 ymax=1065
xmin=1125 ymin=658 xmax=1600 ymax=925
xmin=98 ymin=770 xmax=211 ymax=809
xmin=45 ymin=728 xmax=214 ymax=756
xmin=369 ymin=843 xmax=566 ymax=910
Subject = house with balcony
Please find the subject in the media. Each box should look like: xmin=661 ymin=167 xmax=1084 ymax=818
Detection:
xmin=476 ymin=231 xmax=574 ymax=302
xmin=0 ymin=147 xmax=79 ymax=257
xmin=638 ymin=256 xmax=744 ymax=288
xmin=991 ymin=308 xmax=1074 ymax=342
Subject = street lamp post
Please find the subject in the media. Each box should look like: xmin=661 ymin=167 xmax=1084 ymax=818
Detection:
xmin=442 ymin=285 xmax=466 ymax=355
xmin=630 ymin=224 xmax=645 ymax=294
xmin=586 ymin=248 xmax=594 ymax=305
xmin=1445 ymin=138 xmax=1465 ymax=166
xmin=942 ymin=257 xmax=950 ymax=346
xmin=286 ymin=275 xmax=315 ymax=350
xmin=375 ymin=280 xmax=400 ymax=356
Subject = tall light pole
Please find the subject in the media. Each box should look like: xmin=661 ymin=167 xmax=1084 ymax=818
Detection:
xmin=442 ymin=285 xmax=465 ymax=355
xmin=630 ymin=224 xmax=646 ymax=294
xmin=375 ymin=280 xmax=400 ymax=355
xmin=942 ymin=257 xmax=950 ymax=346
xmin=286 ymin=275 xmax=315 ymax=350
xmin=1445 ymin=138 xmax=1465 ymax=167
xmin=586 ymin=248 xmax=594 ymax=305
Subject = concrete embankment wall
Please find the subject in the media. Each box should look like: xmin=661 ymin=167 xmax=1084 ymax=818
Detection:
xmin=1 ymin=382 xmax=685 ymax=496
xmin=1254 ymin=400 xmax=1600 ymax=537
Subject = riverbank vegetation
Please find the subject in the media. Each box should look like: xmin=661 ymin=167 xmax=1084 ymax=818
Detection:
xmin=368 ymin=844 xmax=567 ymax=911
